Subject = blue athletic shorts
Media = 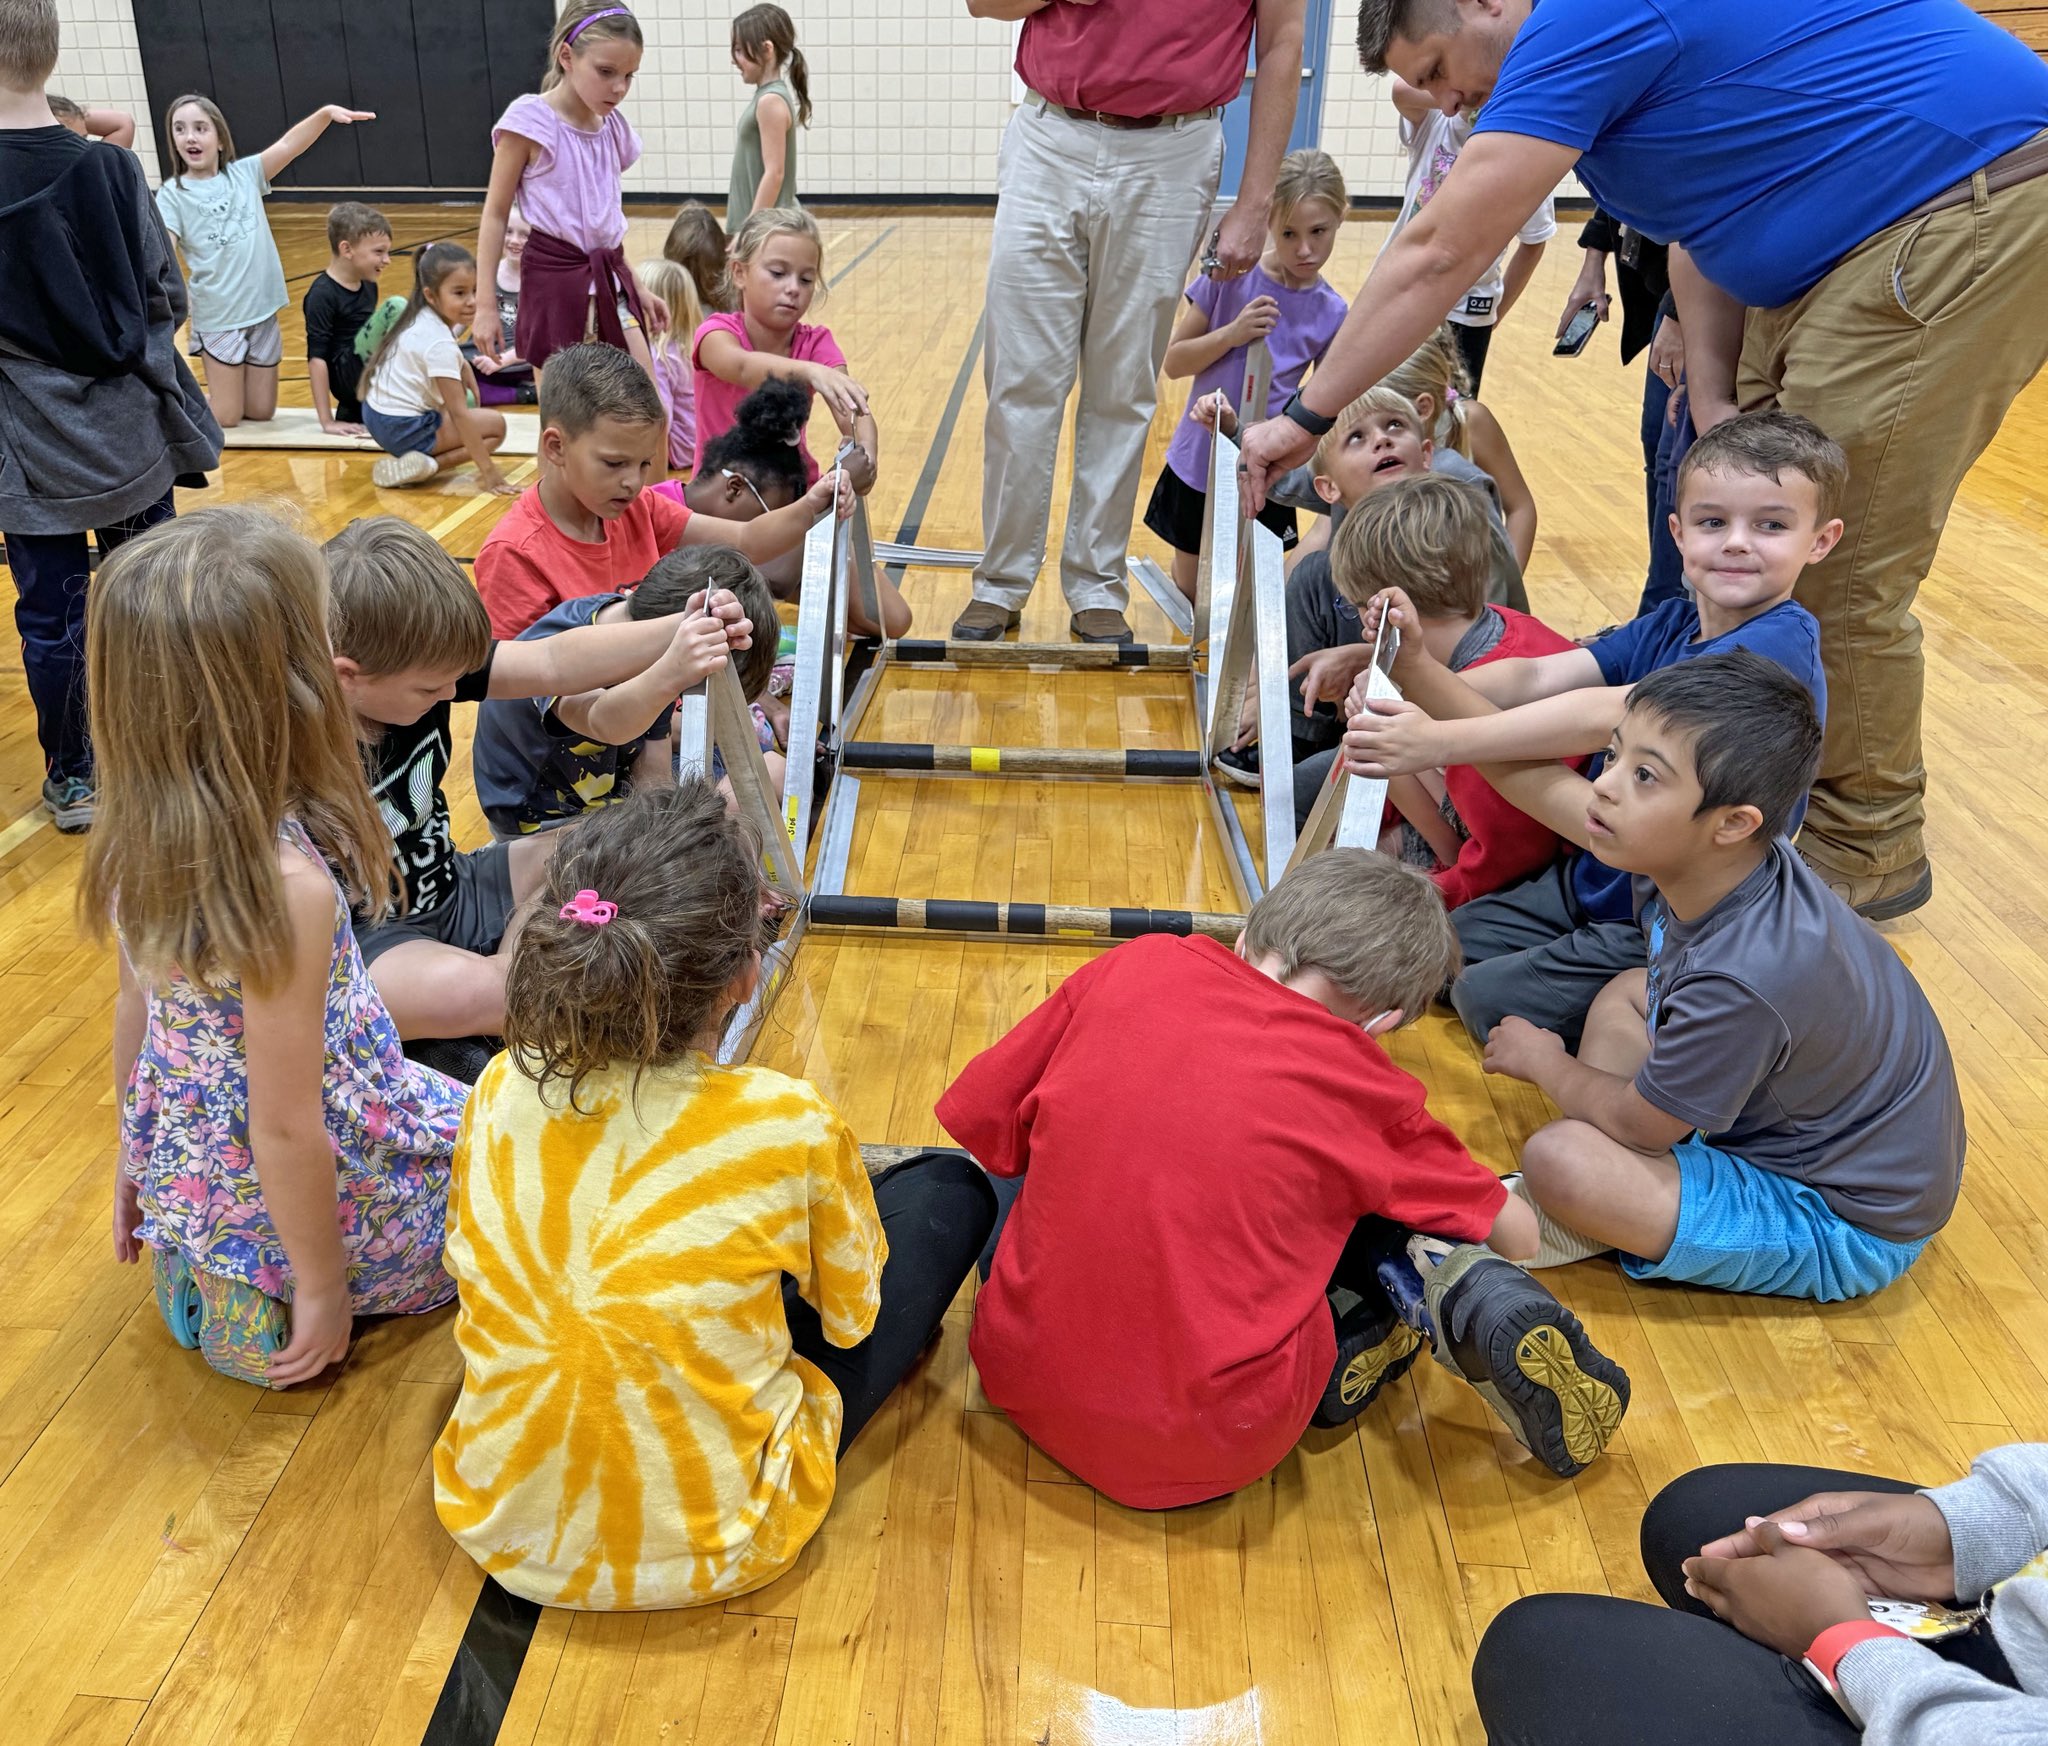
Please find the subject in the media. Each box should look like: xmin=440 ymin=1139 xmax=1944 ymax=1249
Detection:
xmin=364 ymin=405 xmax=443 ymax=458
xmin=1619 ymin=1137 xmax=1929 ymax=1303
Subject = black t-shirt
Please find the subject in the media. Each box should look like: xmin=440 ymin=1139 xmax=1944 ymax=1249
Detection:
xmin=0 ymin=124 xmax=89 ymax=207
xmin=363 ymin=650 xmax=496 ymax=917
xmin=303 ymin=271 xmax=377 ymax=364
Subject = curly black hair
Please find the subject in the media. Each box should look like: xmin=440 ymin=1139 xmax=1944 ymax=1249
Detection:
xmin=697 ymin=376 xmax=810 ymax=502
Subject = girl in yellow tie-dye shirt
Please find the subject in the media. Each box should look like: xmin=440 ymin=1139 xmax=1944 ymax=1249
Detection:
xmin=433 ymin=781 xmax=994 ymax=1609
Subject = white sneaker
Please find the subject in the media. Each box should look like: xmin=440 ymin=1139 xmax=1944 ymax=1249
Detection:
xmin=1502 ymin=1173 xmax=1613 ymax=1269
xmin=372 ymin=450 xmax=439 ymax=489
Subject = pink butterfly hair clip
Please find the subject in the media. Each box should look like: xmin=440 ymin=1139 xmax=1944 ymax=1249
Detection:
xmin=559 ymin=889 xmax=617 ymax=927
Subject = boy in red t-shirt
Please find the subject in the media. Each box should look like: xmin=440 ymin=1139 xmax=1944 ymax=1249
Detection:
xmin=1324 ymin=474 xmax=1581 ymax=906
xmin=937 ymin=852 xmax=1629 ymax=1510
xmin=474 ymin=342 xmax=840 ymax=638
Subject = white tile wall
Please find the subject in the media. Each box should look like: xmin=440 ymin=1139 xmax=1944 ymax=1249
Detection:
xmin=50 ymin=0 xmax=158 ymax=183
xmin=59 ymin=0 xmax=1570 ymax=204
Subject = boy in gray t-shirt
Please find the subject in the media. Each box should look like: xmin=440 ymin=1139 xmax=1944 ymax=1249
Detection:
xmin=1452 ymin=648 xmax=1963 ymax=1302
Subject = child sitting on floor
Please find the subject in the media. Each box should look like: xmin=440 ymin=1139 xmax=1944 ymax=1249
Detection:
xmin=473 ymin=341 xmax=842 ymax=638
xmin=1307 ymin=476 xmax=1577 ymax=901
xmin=1458 ymin=651 xmax=1964 ymax=1301
xmin=90 ymin=508 xmax=464 ymax=1388
xmin=652 ymin=376 xmax=912 ymax=634
xmin=693 ymin=208 xmax=879 ymax=499
xmin=1142 ymin=147 xmax=1349 ymax=600
xmin=1343 ymin=410 xmax=1839 ymax=1046
xmin=302 ymin=201 xmax=391 ymax=436
xmin=360 ymin=241 xmax=512 ymax=493
xmin=472 ymin=545 xmax=784 ymax=839
xmin=938 ymin=851 xmax=1630 ymax=1506
xmin=635 ymin=254 xmax=701 ymax=472
xmin=323 ymin=515 xmax=751 ymax=1044
xmin=434 ymin=781 xmax=995 ymax=1608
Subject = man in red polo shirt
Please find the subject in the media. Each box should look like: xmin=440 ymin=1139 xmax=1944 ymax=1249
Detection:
xmin=955 ymin=0 xmax=1306 ymax=645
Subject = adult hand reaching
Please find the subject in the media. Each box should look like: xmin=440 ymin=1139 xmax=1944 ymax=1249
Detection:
xmin=1211 ymin=202 xmax=1266 ymax=278
xmin=1235 ymin=414 xmax=1317 ymax=514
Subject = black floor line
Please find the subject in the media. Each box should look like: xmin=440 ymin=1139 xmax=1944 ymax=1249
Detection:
xmin=886 ymin=309 xmax=986 ymax=577
xmin=418 ymin=1577 xmax=545 ymax=1746
xmin=829 ymin=222 xmax=896 ymax=287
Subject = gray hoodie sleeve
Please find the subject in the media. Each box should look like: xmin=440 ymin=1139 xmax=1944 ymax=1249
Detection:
xmin=1837 ymin=1445 xmax=2048 ymax=1746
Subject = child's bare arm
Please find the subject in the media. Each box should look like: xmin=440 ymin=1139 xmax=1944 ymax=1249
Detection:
xmin=1388 ymin=773 xmax=1463 ymax=867
xmin=433 ymin=377 xmax=514 ymax=495
xmin=1458 ymin=646 xmax=1606 ymax=708
xmin=695 ymin=329 xmax=870 ymax=425
xmin=260 ymin=105 xmax=374 ymax=183
xmin=84 ymin=107 xmax=136 ymax=148
xmin=1467 ymin=402 xmax=1537 ymax=571
xmin=552 ymin=612 xmax=738 ymax=747
xmin=1466 ymin=752 xmax=1599 ymax=850
xmin=471 ymin=137 xmax=532 ymax=359
xmin=244 ymin=856 xmax=357 ymax=1386
xmin=110 ymin=948 xmax=147 ymax=1263
xmin=495 ymin=592 xmax=748 ymax=700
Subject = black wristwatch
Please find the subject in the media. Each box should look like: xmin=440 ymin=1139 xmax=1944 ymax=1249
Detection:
xmin=1283 ymin=391 xmax=1336 ymax=437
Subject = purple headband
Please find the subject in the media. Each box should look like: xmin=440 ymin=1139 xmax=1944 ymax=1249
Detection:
xmin=566 ymin=6 xmax=632 ymax=45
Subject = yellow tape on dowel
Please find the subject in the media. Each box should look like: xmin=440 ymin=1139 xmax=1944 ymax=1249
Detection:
xmin=969 ymin=747 xmax=1000 ymax=773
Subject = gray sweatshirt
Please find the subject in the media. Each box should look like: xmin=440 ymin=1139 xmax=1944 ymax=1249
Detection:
xmin=1839 ymin=1443 xmax=2048 ymax=1743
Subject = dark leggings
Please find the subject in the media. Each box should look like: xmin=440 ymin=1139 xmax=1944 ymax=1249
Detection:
xmin=4 ymin=490 xmax=175 ymax=781
xmin=783 ymin=1151 xmax=996 ymax=1453
xmin=1473 ymin=1463 xmax=2018 ymax=1745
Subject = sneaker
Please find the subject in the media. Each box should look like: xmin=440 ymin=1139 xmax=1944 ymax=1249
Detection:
xmin=1312 ymin=1298 xmax=1423 ymax=1427
xmin=1399 ymin=1238 xmax=1629 ymax=1477
xmin=404 ymin=1035 xmax=500 ymax=1085
xmin=1501 ymin=1172 xmax=1613 ymax=1269
xmin=1069 ymin=608 xmax=1134 ymax=644
xmin=1797 ymin=849 xmax=1932 ymax=922
xmin=951 ymin=601 xmax=1022 ymax=641
xmin=41 ymin=774 xmax=94 ymax=833
xmin=150 ymin=1247 xmax=203 ymax=1350
xmin=1212 ymin=742 xmax=1261 ymax=788
xmin=372 ymin=450 xmax=439 ymax=489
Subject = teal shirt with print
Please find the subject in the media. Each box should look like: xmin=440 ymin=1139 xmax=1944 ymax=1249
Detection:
xmin=154 ymin=156 xmax=286 ymax=333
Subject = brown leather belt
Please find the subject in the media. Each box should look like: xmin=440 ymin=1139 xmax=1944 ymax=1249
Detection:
xmin=1029 ymin=91 xmax=1220 ymax=130
xmin=1899 ymin=128 xmax=2048 ymax=225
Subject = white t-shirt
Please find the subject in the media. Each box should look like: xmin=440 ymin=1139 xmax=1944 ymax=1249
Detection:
xmin=365 ymin=309 xmax=466 ymax=418
xmin=1381 ymin=109 xmax=1557 ymax=329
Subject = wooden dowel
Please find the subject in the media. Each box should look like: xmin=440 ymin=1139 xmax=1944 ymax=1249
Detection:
xmin=839 ymin=743 xmax=1203 ymax=778
xmin=809 ymin=895 xmax=1244 ymax=941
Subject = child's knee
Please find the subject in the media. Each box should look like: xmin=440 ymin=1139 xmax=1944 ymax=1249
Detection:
xmin=1448 ymin=956 xmax=1516 ymax=1041
xmin=1521 ymin=1119 xmax=1601 ymax=1202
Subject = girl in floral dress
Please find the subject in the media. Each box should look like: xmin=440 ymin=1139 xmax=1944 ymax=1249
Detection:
xmin=82 ymin=507 xmax=467 ymax=1388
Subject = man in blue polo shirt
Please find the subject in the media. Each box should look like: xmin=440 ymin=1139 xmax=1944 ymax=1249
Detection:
xmin=1240 ymin=0 xmax=2048 ymax=922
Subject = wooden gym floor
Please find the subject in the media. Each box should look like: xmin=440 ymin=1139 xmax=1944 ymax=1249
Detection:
xmin=3 ymin=203 xmax=2048 ymax=1746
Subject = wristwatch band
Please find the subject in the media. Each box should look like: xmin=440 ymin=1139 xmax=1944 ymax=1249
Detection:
xmin=1802 ymin=1619 xmax=1907 ymax=1725
xmin=1282 ymin=390 xmax=1335 ymax=437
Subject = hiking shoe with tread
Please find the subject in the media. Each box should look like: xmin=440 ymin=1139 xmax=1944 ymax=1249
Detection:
xmin=1797 ymin=849 xmax=1932 ymax=923
xmin=951 ymin=601 xmax=1022 ymax=641
xmin=1069 ymin=608 xmax=1134 ymax=644
xmin=1421 ymin=1242 xmax=1629 ymax=1477
xmin=1312 ymin=1307 xmax=1423 ymax=1427
xmin=372 ymin=450 xmax=439 ymax=489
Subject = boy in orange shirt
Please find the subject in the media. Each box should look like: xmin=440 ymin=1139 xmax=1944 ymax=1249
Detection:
xmin=474 ymin=342 xmax=841 ymax=637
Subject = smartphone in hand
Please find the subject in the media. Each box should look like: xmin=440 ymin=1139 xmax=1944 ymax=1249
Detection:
xmin=1554 ymin=300 xmax=1602 ymax=357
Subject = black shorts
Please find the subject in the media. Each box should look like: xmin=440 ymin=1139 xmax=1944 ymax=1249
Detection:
xmin=1143 ymin=464 xmax=1297 ymax=558
xmin=357 ymin=844 xmax=517 ymax=965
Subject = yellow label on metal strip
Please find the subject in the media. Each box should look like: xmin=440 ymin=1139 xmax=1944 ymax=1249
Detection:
xmin=969 ymin=746 xmax=1000 ymax=773
xmin=783 ymin=795 xmax=799 ymax=838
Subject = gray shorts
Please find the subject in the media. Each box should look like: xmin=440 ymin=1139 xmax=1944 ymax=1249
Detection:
xmin=358 ymin=843 xmax=517 ymax=965
xmin=189 ymin=314 xmax=283 ymax=368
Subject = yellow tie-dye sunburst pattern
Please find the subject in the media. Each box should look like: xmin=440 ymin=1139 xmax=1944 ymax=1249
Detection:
xmin=432 ymin=1053 xmax=885 ymax=1610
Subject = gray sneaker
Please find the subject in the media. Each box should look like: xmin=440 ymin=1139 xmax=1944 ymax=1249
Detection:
xmin=42 ymin=774 xmax=94 ymax=833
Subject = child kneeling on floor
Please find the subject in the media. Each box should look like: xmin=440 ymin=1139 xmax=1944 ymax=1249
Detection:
xmin=1460 ymin=650 xmax=1965 ymax=1301
xmin=92 ymin=508 xmax=464 ymax=1388
xmin=434 ymin=782 xmax=995 ymax=1608
xmin=471 ymin=545 xmax=785 ymax=839
xmin=937 ymin=851 xmax=1630 ymax=1508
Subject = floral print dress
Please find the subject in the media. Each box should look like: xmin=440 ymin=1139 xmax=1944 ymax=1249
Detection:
xmin=121 ymin=821 xmax=466 ymax=1312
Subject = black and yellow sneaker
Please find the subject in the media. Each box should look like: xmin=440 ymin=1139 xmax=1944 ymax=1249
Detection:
xmin=1311 ymin=1299 xmax=1424 ymax=1428
xmin=1419 ymin=1242 xmax=1629 ymax=1477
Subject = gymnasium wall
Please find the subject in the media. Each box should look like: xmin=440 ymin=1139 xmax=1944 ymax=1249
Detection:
xmin=51 ymin=0 xmax=2048 ymax=206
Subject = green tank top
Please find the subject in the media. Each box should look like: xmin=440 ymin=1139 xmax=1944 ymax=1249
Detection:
xmin=727 ymin=77 xmax=800 ymax=233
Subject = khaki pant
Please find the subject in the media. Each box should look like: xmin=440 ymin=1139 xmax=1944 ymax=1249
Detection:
xmin=974 ymin=98 xmax=1223 ymax=613
xmin=1739 ymin=165 xmax=2048 ymax=878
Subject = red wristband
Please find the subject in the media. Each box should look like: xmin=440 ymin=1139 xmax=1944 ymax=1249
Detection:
xmin=1804 ymin=1618 xmax=1907 ymax=1684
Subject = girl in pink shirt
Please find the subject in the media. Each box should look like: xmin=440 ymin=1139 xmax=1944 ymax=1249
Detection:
xmin=473 ymin=5 xmax=662 ymax=389
xmin=693 ymin=208 xmax=878 ymax=499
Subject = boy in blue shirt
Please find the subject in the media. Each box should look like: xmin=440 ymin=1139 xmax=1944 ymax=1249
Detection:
xmin=1341 ymin=409 xmax=1841 ymax=1045
xmin=1471 ymin=652 xmax=1963 ymax=1302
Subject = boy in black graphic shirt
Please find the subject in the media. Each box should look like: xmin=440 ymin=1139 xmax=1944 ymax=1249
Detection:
xmin=322 ymin=517 xmax=751 ymax=1040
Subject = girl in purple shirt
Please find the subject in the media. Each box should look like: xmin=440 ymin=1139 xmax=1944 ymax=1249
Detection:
xmin=1143 ymin=149 xmax=1350 ymax=601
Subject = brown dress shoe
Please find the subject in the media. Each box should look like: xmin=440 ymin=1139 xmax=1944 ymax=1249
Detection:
xmin=1069 ymin=608 xmax=1134 ymax=644
xmin=951 ymin=600 xmax=1022 ymax=641
xmin=1798 ymin=850 xmax=1933 ymax=922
